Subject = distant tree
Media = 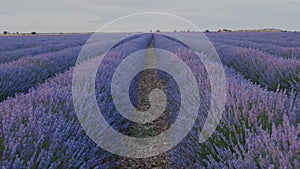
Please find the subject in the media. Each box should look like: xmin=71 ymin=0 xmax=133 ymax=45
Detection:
xmin=187 ymin=29 xmax=190 ymax=32
xmin=150 ymin=30 xmax=152 ymax=33
xmin=3 ymin=31 xmax=8 ymax=34
xmin=218 ymin=29 xmax=221 ymax=32
xmin=31 ymin=32 xmax=37 ymax=35
xmin=205 ymin=30 xmax=210 ymax=33
xmin=16 ymin=32 xmax=19 ymax=34
xmin=156 ymin=29 xmax=160 ymax=33
xmin=174 ymin=30 xmax=177 ymax=32
xmin=222 ymin=29 xmax=232 ymax=32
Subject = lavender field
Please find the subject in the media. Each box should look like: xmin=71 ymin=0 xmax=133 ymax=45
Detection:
xmin=0 ymin=32 xmax=299 ymax=168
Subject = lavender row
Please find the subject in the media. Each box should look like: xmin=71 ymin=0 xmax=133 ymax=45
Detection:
xmin=207 ymin=32 xmax=300 ymax=48
xmin=0 ymin=46 xmax=83 ymax=102
xmin=153 ymin=34 xmax=300 ymax=168
xmin=0 ymin=34 xmax=91 ymax=64
xmin=215 ymin=44 xmax=300 ymax=93
xmin=0 ymin=33 xmax=153 ymax=168
xmin=0 ymin=34 xmax=90 ymax=52
xmin=207 ymin=33 xmax=300 ymax=59
xmin=0 ymin=35 xmax=72 ymax=52
xmin=171 ymin=68 xmax=300 ymax=168
xmin=0 ymin=33 xmax=138 ymax=101
xmin=0 ymin=69 xmax=113 ymax=168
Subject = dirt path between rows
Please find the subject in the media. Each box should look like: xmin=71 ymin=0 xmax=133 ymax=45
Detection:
xmin=111 ymin=38 xmax=172 ymax=168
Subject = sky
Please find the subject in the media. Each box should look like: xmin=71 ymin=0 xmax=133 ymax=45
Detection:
xmin=1 ymin=0 xmax=299 ymax=33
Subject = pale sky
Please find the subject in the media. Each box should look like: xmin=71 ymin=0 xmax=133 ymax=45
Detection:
xmin=1 ymin=0 xmax=299 ymax=33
